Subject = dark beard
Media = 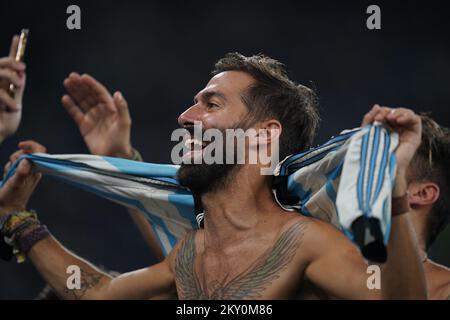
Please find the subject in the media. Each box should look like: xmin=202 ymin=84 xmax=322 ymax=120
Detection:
xmin=176 ymin=117 xmax=254 ymax=196
xmin=177 ymin=161 xmax=239 ymax=196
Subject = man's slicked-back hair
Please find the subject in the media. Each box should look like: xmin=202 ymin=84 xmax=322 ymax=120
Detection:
xmin=212 ymin=52 xmax=320 ymax=160
xmin=408 ymin=114 xmax=450 ymax=249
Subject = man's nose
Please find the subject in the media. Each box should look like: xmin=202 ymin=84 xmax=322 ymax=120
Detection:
xmin=178 ymin=104 xmax=202 ymax=127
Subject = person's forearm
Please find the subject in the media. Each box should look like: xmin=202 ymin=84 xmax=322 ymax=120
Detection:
xmin=381 ymin=172 xmax=427 ymax=299
xmin=128 ymin=209 xmax=164 ymax=261
xmin=120 ymin=149 xmax=165 ymax=261
xmin=28 ymin=234 xmax=113 ymax=300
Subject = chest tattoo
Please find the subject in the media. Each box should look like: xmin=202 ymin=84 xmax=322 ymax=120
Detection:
xmin=174 ymin=222 xmax=306 ymax=299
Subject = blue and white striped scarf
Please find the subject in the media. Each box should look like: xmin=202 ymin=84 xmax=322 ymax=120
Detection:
xmin=1 ymin=123 xmax=398 ymax=262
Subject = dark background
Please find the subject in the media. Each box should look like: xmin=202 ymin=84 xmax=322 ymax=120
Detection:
xmin=0 ymin=0 xmax=449 ymax=299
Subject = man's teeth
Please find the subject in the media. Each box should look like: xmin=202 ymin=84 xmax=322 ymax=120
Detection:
xmin=185 ymin=138 xmax=206 ymax=148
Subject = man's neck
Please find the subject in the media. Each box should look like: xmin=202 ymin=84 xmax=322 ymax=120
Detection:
xmin=200 ymin=166 xmax=281 ymax=251
xmin=410 ymin=206 xmax=430 ymax=253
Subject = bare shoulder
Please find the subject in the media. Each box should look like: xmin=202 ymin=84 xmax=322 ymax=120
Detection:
xmin=284 ymin=213 xmax=361 ymax=262
xmin=273 ymin=213 xmax=364 ymax=288
xmin=166 ymin=230 xmax=200 ymax=272
xmin=277 ymin=213 xmax=348 ymax=243
xmin=276 ymin=213 xmax=310 ymax=238
xmin=291 ymin=214 xmax=352 ymax=243
xmin=427 ymin=260 xmax=450 ymax=299
xmin=271 ymin=214 xmax=311 ymax=258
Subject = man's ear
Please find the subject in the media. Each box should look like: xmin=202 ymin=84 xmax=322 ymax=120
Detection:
xmin=408 ymin=181 xmax=440 ymax=206
xmin=257 ymin=120 xmax=282 ymax=145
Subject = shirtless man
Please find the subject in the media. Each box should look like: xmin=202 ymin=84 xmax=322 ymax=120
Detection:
xmin=0 ymin=53 xmax=426 ymax=299
xmin=407 ymin=114 xmax=450 ymax=299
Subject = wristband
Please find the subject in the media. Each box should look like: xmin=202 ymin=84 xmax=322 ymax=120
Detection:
xmin=17 ymin=224 xmax=49 ymax=254
xmin=0 ymin=210 xmax=43 ymax=263
xmin=1 ymin=210 xmax=38 ymax=237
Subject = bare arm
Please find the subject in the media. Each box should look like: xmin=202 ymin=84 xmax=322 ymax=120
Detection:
xmin=304 ymin=105 xmax=428 ymax=299
xmin=379 ymin=200 xmax=427 ymax=299
xmin=128 ymin=209 xmax=165 ymax=261
xmin=0 ymin=142 xmax=176 ymax=300
xmin=28 ymin=234 xmax=175 ymax=300
xmin=61 ymin=75 xmax=165 ymax=261
xmin=303 ymin=214 xmax=426 ymax=299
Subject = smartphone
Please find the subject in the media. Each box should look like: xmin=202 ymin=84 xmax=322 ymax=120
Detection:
xmin=8 ymin=29 xmax=29 ymax=97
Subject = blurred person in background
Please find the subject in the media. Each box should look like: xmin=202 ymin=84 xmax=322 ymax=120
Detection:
xmin=407 ymin=114 xmax=450 ymax=299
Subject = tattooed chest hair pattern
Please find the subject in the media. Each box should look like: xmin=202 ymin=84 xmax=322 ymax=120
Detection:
xmin=174 ymin=222 xmax=306 ymax=299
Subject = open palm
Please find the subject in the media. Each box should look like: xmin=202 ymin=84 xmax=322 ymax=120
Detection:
xmin=62 ymin=73 xmax=133 ymax=158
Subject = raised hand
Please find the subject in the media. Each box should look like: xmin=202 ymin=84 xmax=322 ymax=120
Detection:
xmin=62 ymin=73 xmax=133 ymax=158
xmin=362 ymin=104 xmax=422 ymax=195
xmin=0 ymin=35 xmax=27 ymax=143
xmin=0 ymin=141 xmax=45 ymax=216
xmin=362 ymin=104 xmax=421 ymax=171
xmin=3 ymin=140 xmax=47 ymax=176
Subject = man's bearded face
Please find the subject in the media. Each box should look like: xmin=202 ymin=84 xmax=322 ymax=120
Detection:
xmin=176 ymin=71 xmax=256 ymax=195
xmin=177 ymin=121 xmax=251 ymax=195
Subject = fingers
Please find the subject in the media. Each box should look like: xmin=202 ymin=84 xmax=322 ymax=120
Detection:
xmin=1 ymin=158 xmax=41 ymax=211
xmin=0 ymin=89 xmax=18 ymax=110
xmin=64 ymin=72 xmax=92 ymax=112
xmin=9 ymin=160 xmax=31 ymax=186
xmin=386 ymin=107 xmax=415 ymax=123
xmin=0 ymin=56 xmax=26 ymax=111
xmin=373 ymin=106 xmax=393 ymax=122
xmin=4 ymin=161 xmax=12 ymax=178
xmin=63 ymin=72 xmax=115 ymax=114
xmin=9 ymin=149 xmax=26 ymax=164
xmin=113 ymin=91 xmax=131 ymax=122
xmin=61 ymin=94 xmax=84 ymax=125
xmin=375 ymin=106 xmax=416 ymax=127
xmin=363 ymin=105 xmax=421 ymax=132
xmin=0 ymin=57 xmax=26 ymax=105
xmin=13 ymin=73 xmax=26 ymax=101
xmin=80 ymin=74 xmax=110 ymax=98
xmin=362 ymin=105 xmax=401 ymax=125
xmin=80 ymin=74 xmax=115 ymax=112
xmin=3 ymin=141 xmax=45 ymax=179
xmin=9 ymin=35 xmax=19 ymax=58
xmin=0 ymin=67 xmax=25 ymax=87
xmin=361 ymin=104 xmax=381 ymax=126
xmin=6 ymin=160 xmax=39 ymax=192
xmin=64 ymin=72 xmax=97 ymax=112
xmin=18 ymin=140 xmax=47 ymax=153
xmin=0 ymin=57 xmax=26 ymax=72
xmin=9 ymin=141 xmax=46 ymax=164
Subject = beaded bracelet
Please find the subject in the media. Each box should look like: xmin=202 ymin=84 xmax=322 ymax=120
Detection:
xmin=17 ymin=224 xmax=49 ymax=254
xmin=0 ymin=210 xmax=48 ymax=263
xmin=1 ymin=210 xmax=38 ymax=236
